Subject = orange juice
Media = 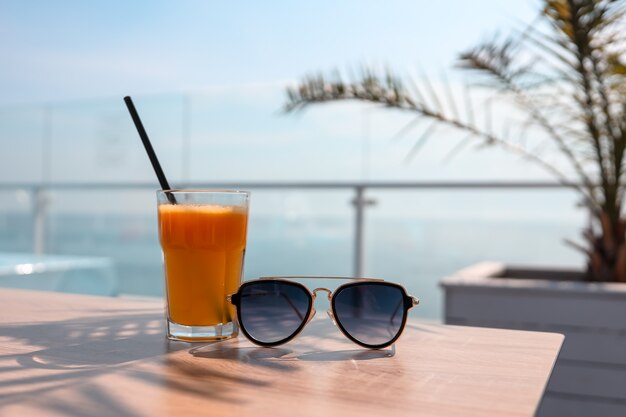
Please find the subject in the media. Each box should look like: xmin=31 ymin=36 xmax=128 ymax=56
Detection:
xmin=158 ymin=204 xmax=248 ymax=327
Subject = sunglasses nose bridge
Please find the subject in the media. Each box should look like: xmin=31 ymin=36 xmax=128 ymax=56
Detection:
xmin=305 ymin=288 xmax=331 ymax=325
xmin=311 ymin=287 xmax=332 ymax=302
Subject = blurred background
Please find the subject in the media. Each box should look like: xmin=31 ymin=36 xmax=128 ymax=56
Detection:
xmin=0 ymin=0 xmax=585 ymax=319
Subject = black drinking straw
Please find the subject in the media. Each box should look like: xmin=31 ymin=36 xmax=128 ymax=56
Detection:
xmin=124 ymin=96 xmax=177 ymax=204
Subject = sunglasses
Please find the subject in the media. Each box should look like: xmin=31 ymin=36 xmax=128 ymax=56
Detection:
xmin=227 ymin=277 xmax=419 ymax=349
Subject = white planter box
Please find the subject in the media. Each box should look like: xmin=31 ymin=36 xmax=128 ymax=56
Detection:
xmin=440 ymin=262 xmax=626 ymax=417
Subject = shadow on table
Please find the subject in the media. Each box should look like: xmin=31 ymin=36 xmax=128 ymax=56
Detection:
xmin=191 ymin=318 xmax=396 ymax=364
xmin=0 ymin=312 xmax=380 ymax=414
xmin=0 ymin=311 xmax=182 ymax=368
xmin=0 ymin=312 xmax=398 ymax=415
xmin=0 ymin=310 xmax=190 ymax=415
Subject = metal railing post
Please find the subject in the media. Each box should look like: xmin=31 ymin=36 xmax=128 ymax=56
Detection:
xmin=352 ymin=186 xmax=376 ymax=277
xmin=32 ymin=186 xmax=47 ymax=255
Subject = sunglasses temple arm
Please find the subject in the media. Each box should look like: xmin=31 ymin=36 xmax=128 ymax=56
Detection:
xmin=281 ymin=293 xmax=306 ymax=321
xmin=388 ymin=295 xmax=418 ymax=336
xmin=389 ymin=299 xmax=403 ymax=326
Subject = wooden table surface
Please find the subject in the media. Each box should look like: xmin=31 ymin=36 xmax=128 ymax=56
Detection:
xmin=0 ymin=288 xmax=562 ymax=417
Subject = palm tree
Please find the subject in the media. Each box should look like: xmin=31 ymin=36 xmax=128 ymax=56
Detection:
xmin=284 ymin=0 xmax=626 ymax=282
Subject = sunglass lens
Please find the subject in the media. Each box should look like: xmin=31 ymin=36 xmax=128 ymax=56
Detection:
xmin=238 ymin=281 xmax=311 ymax=345
xmin=332 ymin=283 xmax=406 ymax=348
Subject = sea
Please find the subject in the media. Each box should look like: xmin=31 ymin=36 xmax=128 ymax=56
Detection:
xmin=0 ymin=189 xmax=586 ymax=320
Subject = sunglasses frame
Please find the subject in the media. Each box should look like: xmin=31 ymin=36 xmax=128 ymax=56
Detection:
xmin=228 ymin=277 xmax=419 ymax=349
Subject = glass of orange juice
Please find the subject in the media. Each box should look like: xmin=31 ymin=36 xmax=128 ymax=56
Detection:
xmin=157 ymin=190 xmax=249 ymax=342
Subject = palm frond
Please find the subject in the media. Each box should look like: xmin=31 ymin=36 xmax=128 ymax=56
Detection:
xmin=284 ymin=0 xmax=626 ymax=281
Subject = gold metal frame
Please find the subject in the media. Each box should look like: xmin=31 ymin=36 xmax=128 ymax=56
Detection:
xmin=228 ymin=276 xmax=420 ymax=349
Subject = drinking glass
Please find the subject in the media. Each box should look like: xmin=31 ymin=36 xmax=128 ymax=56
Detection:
xmin=157 ymin=190 xmax=249 ymax=341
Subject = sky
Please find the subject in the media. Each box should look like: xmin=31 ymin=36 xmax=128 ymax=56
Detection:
xmin=1 ymin=0 xmax=579 ymax=197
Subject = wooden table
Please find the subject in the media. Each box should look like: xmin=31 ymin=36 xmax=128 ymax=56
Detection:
xmin=0 ymin=288 xmax=562 ymax=417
